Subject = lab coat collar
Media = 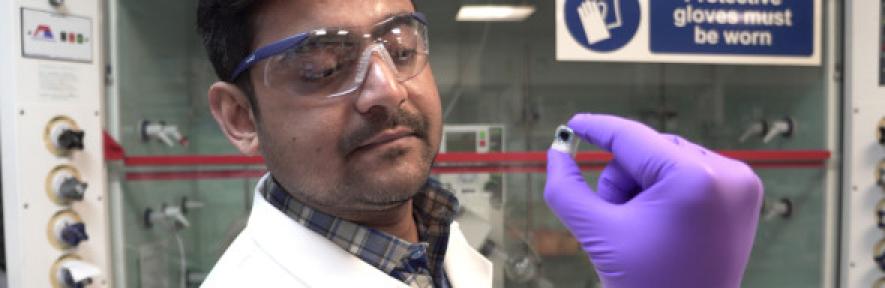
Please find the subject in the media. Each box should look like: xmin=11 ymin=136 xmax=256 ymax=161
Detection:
xmin=444 ymin=221 xmax=494 ymax=287
xmin=247 ymin=188 xmax=407 ymax=287
xmin=245 ymin=174 xmax=493 ymax=287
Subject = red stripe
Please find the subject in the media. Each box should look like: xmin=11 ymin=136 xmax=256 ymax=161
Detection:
xmin=124 ymin=160 xmax=827 ymax=181
xmin=124 ymin=155 xmax=265 ymax=166
xmin=717 ymin=150 xmax=831 ymax=162
xmin=125 ymin=170 xmax=267 ymax=181
xmin=119 ymin=150 xmax=830 ymax=167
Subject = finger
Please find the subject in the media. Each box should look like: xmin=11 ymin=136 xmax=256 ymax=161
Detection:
xmin=544 ymin=149 xmax=607 ymax=219
xmin=581 ymin=2 xmax=593 ymax=19
xmin=596 ymin=161 xmax=639 ymax=204
xmin=578 ymin=4 xmax=589 ymax=22
xmin=661 ymin=133 xmax=710 ymax=157
xmin=662 ymin=133 xmax=743 ymax=167
xmin=567 ymin=114 xmax=683 ymax=188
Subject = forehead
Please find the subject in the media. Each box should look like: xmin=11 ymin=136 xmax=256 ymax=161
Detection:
xmin=251 ymin=0 xmax=416 ymax=49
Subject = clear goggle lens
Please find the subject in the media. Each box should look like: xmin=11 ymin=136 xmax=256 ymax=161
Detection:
xmin=260 ymin=15 xmax=429 ymax=99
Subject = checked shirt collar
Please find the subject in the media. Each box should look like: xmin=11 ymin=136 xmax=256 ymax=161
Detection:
xmin=260 ymin=176 xmax=459 ymax=288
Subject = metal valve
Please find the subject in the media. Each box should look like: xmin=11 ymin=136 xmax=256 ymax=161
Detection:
xmin=875 ymin=238 xmax=885 ymax=272
xmin=762 ymin=198 xmax=793 ymax=221
xmin=60 ymin=222 xmax=89 ymax=247
xmin=59 ymin=177 xmax=87 ymax=202
xmin=877 ymin=252 xmax=885 ymax=273
xmin=878 ymin=160 xmax=885 ymax=188
xmin=48 ymin=166 xmax=88 ymax=204
xmin=762 ymin=117 xmax=795 ymax=143
xmin=51 ymin=256 xmax=101 ymax=288
xmin=57 ymin=129 xmax=85 ymax=151
xmin=45 ymin=117 xmax=85 ymax=156
xmin=877 ymin=199 xmax=885 ymax=230
xmin=878 ymin=117 xmax=885 ymax=146
xmin=738 ymin=120 xmax=768 ymax=143
xmin=48 ymin=210 xmax=88 ymax=248
xmin=140 ymin=120 xmax=189 ymax=147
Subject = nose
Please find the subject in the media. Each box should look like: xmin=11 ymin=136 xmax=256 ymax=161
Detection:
xmin=354 ymin=50 xmax=408 ymax=115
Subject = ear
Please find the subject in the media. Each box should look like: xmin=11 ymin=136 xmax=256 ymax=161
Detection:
xmin=207 ymin=82 xmax=261 ymax=155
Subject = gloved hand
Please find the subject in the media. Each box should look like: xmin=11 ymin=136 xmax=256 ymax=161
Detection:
xmin=544 ymin=114 xmax=763 ymax=288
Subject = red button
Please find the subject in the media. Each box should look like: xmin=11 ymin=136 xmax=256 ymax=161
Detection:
xmin=479 ymin=140 xmax=486 ymax=147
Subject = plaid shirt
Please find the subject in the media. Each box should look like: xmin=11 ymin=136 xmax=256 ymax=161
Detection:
xmin=260 ymin=176 xmax=459 ymax=288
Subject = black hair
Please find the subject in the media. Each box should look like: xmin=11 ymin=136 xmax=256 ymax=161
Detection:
xmin=196 ymin=0 xmax=260 ymax=114
xmin=196 ymin=0 xmax=419 ymax=115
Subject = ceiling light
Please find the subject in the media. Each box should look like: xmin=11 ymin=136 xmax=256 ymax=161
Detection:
xmin=456 ymin=5 xmax=536 ymax=22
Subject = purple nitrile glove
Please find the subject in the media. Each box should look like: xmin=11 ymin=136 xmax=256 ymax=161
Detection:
xmin=544 ymin=114 xmax=763 ymax=288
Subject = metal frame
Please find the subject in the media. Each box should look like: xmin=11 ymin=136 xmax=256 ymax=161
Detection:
xmin=823 ymin=0 xmax=842 ymax=286
xmin=840 ymin=0 xmax=885 ymax=286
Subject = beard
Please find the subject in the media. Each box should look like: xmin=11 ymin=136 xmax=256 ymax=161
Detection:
xmin=334 ymin=107 xmax=436 ymax=210
xmin=265 ymin=107 xmax=438 ymax=213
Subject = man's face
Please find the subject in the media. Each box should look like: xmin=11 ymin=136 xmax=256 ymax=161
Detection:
xmin=249 ymin=0 xmax=442 ymax=215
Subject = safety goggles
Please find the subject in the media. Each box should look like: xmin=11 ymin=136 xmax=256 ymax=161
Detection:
xmin=230 ymin=12 xmax=430 ymax=99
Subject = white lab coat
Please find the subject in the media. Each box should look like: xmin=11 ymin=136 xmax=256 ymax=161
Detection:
xmin=201 ymin=182 xmax=493 ymax=287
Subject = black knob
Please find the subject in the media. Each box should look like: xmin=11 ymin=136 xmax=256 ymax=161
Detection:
xmin=59 ymin=178 xmax=87 ymax=202
xmin=60 ymin=222 xmax=88 ymax=247
xmin=879 ymin=126 xmax=885 ymax=145
xmin=879 ymin=164 xmax=885 ymax=187
xmin=878 ymin=209 xmax=885 ymax=229
xmin=57 ymin=129 xmax=85 ymax=151
xmin=49 ymin=0 xmax=64 ymax=6
xmin=877 ymin=253 xmax=885 ymax=271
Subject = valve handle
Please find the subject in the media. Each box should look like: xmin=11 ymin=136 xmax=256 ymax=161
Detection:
xmin=59 ymin=177 xmax=87 ymax=201
xmin=60 ymin=222 xmax=88 ymax=247
xmin=57 ymin=129 xmax=85 ymax=151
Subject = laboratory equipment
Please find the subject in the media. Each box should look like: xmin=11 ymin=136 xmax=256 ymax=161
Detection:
xmin=142 ymin=198 xmax=202 ymax=288
xmin=739 ymin=120 xmax=768 ymax=143
xmin=47 ymin=165 xmax=88 ymax=205
xmin=438 ymin=125 xmax=507 ymax=285
xmin=762 ymin=198 xmax=793 ymax=221
xmin=143 ymin=198 xmax=203 ymax=229
xmin=1 ymin=0 xmax=111 ymax=287
xmin=45 ymin=117 xmax=86 ymax=156
xmin=762 ymin=118 xmax=796 ymax=144
xmin=140 ymin=120 xmax=189 ymax=148
xmin=878 ymin=160 xmax=885 ymax=188
xmin=840 ymin=1 xmax=885 ymax=286
xmin=439 ymin=125 xmax=506 ymax=209
xmin=48 ymin=210 xmax=89 ymax=249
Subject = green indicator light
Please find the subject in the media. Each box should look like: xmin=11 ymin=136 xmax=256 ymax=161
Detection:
xmin=479 ymin=131 xmax=486 ymax=139
xmin=77 ymin=34 xmax=84 ymax=44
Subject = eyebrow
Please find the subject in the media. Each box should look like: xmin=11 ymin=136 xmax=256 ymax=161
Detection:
xmin=377 ymin=10 xmax=413 ymax=23
xmin=311 ymin=10 xmax=414 ymax=31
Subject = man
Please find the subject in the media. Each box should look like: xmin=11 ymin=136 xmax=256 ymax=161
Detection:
xmin=198 ymin=0 xmax=762 ymax=287
xmin=199 ymin=0 xmax=489 ymax=287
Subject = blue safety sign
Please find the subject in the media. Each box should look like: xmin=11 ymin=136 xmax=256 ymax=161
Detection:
xmin=650 ymin=0 xmax=814 ymax=56
xmin=556 ymin=0 xmax=820 ymax=65
xmin=564 ymin=0 xmax=641 ymax=52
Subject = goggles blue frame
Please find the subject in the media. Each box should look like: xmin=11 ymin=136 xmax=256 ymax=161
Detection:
xmin=230 ymin=12 xmax=428 ymax=81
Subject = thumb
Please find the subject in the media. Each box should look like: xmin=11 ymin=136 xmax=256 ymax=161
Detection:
xmin=544 ymin=149 xmax=608 ymax=222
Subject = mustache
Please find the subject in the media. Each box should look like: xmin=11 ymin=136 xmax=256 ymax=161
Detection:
xmin=338 ymin=108 xmax=429 ymax=155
